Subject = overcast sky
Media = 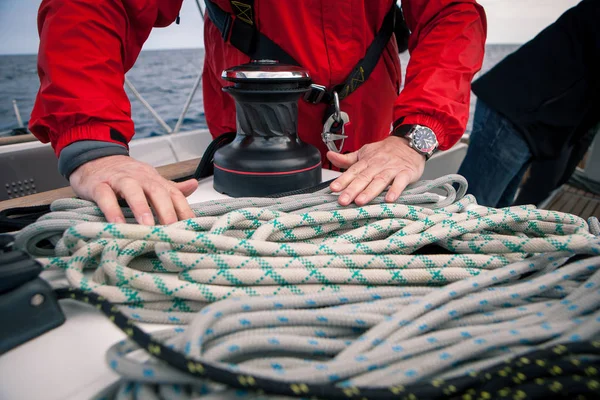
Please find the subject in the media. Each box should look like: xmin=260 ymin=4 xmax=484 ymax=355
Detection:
xmin=0 ymin=0 xmax=578 ymax=55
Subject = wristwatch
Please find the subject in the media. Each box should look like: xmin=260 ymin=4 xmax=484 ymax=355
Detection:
xmin=391 ymin=124 xmax=439 ymax=160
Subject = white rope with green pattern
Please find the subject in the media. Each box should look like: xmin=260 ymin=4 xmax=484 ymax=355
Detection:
xmin=14 ymin=175 xmax=599 ymax=325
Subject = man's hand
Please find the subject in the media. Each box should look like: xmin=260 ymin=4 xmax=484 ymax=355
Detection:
xmin=327 ymin=136 xmax=426 ymax=206
xmin=69 ymin=155 xmax=198 ymax=225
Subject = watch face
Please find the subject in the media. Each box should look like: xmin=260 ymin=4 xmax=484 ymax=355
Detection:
xmin=412 ymin=126 xmax=437 ymax=152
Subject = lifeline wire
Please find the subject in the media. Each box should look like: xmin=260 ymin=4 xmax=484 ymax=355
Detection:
xmin=13 ymin=174 xmax=600 ymax=399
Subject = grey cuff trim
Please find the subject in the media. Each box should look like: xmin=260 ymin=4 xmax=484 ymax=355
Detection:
xmin=58 ymin=141 xmax=129 ymax=180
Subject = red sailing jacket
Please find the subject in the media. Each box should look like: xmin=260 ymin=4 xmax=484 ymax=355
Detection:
xmin=30 ymin=0 xmax=486 ymax=160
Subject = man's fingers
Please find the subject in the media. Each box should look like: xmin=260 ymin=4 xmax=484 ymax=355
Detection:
xmin=143 ymin=181 xmax=179 ymax=225
xmin=68 ymin=155 xmax=200 ymax=224
xmin=386 ymin=172 xmax=412 ymax=203
xmin=170 ymin=179 xmax=197 ymax=220
xmin=174 ymin=179 xmax=199 ymax=197
xmin=326 ymin=151 xmax=359 ymax=170
xmin=355 ymin=170 xmax=396 ymax=206
xmin=92 ymin=183 xmax=126 ymax=224
xmin=326 ymin=136 xmax=426 ymax=207
xmin=169 ymin=185 xmax=196 ymax=220
xmin=328 ymin=150 xmax=361 ymax=198
xmin=330 ymin=160 xmax=368 ymax=194
xmin=113 ymin=178 xmax=155 ymax=225
xmin=337 ymin=169 xmax=376 ymax=206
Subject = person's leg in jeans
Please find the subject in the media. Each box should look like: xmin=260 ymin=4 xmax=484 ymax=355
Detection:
xmin=513 ymin=157 xmax=566 ymax=207
xmin=514 ymin=123 xmax=599 ymax=206
xmin=457 ymin=99 xmax=532 ymax=207
xmin=496 ymin=160 xmax=529 ymax=208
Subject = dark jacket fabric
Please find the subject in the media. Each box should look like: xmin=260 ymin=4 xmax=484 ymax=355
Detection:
xmin=472 ymin=0 xmax=600 ymax=160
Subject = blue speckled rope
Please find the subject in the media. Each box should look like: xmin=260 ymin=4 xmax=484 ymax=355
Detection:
xmin=97 ymin=249 xmax=600 ymax=399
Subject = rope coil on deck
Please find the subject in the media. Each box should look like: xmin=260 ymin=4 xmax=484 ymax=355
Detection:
xmin=13 ymin=174 xmax=600 ymax=399
xmin=74 ymin=250 xmax=600 ymax=400
xmin=14 ymin=175 xmax=598 ymax=317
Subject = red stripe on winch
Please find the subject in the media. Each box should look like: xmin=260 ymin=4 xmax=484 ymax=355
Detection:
xmin=214 ymin=162 xmax=321 ymax=176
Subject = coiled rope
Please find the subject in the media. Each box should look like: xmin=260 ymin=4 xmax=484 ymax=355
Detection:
xmin=65 ymin=250 xmax=600 ymax=400
xmin=13 ymin=174 xmax=600 ymax=399
xmin=14 ymin=175 xmax=598 ymax=320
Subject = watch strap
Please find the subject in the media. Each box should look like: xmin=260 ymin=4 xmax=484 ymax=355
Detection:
xmin=391 ymin=124 xmax=414 ymax=138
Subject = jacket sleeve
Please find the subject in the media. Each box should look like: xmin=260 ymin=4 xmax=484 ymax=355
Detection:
xmin=29 ymin=0 xmax=182 ymax=156
xmin=395 ymin=0 xmax=486 ymax=150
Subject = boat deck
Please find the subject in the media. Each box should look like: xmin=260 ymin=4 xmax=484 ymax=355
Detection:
xmin=545 ymin=184 xmax=600 ymax=220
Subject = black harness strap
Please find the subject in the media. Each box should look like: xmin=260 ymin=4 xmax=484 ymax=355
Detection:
xmin=204 ymin=0 xmax=299 ymax=66
xmin=228 ymin=1 xmax=256 ymax=56
xmin=204 ymin=0 xmax=397 ymax=108
xmin=318 ymin=0 xmax=396 ymax=124
xmin=323 ymin=0 xmax=396 ymax=104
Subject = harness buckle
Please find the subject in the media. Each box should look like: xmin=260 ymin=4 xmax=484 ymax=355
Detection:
xmin=322 ymin=92 xmax=350 ymax=153
xmin=304 ymin=84 xmax=327 ymax=104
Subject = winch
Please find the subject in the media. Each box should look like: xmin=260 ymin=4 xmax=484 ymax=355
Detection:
xmin=213 ymin=60 xmax=322 ymax=197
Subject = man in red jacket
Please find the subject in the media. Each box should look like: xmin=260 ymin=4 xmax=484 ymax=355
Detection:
xmin=29 ymin=0 xmax=486 ymax=226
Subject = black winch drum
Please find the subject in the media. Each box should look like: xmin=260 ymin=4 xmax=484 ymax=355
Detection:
xmin=213 ymin=60 xmax=322 ymax=197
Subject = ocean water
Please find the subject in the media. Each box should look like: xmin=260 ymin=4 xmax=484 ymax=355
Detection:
xmin=0 ymin=44 xmax=519 ymax=138
xmin=0 ymin=48 xmax=207 ymax=138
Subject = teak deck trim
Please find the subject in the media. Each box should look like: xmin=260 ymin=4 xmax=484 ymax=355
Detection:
xmin=546 ymin=184 xmax=600 ymax=221
xmin=0 ymin=158 xmax=200 ymax=211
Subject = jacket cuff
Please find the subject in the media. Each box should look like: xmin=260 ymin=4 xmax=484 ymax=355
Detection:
xmin=54 ymin=123 xmax=130 ymax=156
xmin=392 ymin=114 xmax=451 ymax=150
xmin=58 ymin=140 xmax=128 ymax=180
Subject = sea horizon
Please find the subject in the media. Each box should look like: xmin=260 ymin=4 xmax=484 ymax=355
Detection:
xmin=0 ymin=44 xmax=520 ymax=137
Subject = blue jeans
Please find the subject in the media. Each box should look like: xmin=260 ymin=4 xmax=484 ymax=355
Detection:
xmin=458 ymin=99 xmax=531 ymax=208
